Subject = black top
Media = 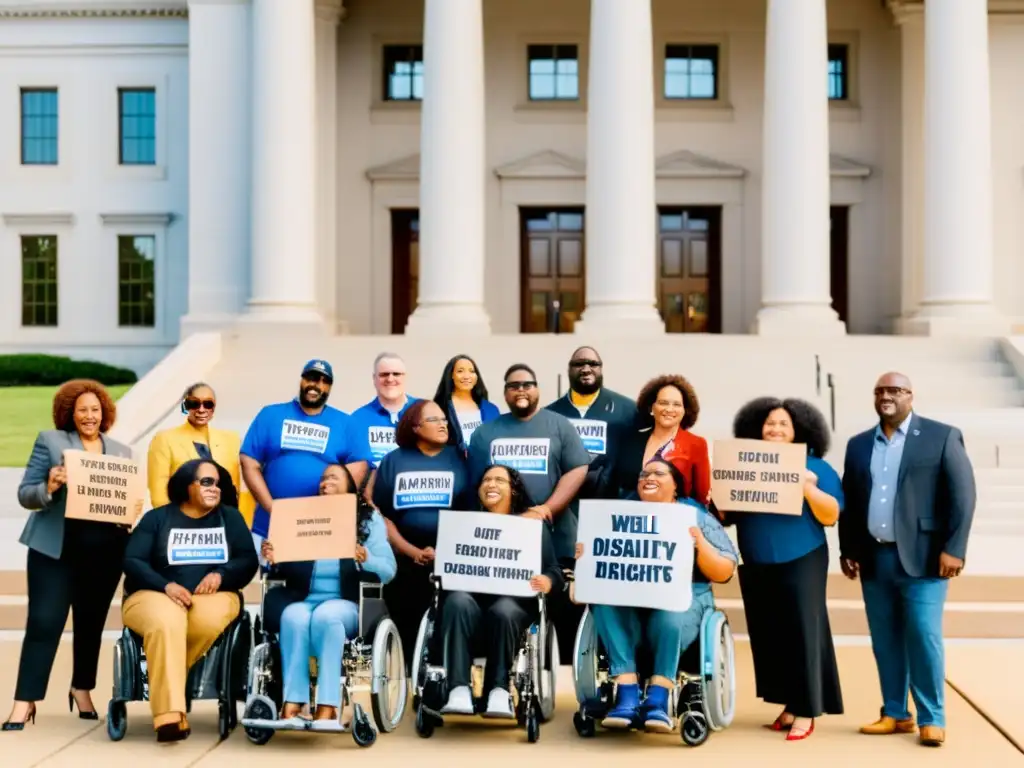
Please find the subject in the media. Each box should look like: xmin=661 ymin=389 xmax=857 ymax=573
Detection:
xmin=123 ymin=504 xmax=259 ymax=596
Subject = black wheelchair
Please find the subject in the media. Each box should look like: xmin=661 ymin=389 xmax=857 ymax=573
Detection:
xmin=572 ymin=605 xmax=736 ymax=746
xmin=105 ymin=595 xmax=252 ymax=741
xmin=410 ymin=576 xmax=558 ymax=744
xmin=240 ymin=572 xmax=407 ymax=748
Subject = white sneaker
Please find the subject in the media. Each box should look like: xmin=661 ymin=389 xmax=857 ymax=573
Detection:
xmin=440 ymin=685 xmax=475 ymax=715
xmin=483 ymin=687 xmax=514 ymax=719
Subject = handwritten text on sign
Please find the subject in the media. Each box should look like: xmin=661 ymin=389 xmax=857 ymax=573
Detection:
xmin=710 ymin=439 xmax=807 ymax=515
xmin=575 ymin=499 xmax=695 ymax=612
xmin=434 ymin=510 xmax=542 ymax=598
xmin=63 ymin=449 xmax=145 ymax=525
xmin=267 ymin=494 xmax=357 ymax=563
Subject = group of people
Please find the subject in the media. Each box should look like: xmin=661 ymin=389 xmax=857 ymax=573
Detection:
xmin=3 ymin=347 xmax=975 ymax=750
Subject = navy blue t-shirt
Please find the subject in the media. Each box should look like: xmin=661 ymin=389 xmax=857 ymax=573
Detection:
xmin=372 ymin=445 xmax=470 ymax=548
xmin=240 ymin=400 xmax=372 ymax=537
xmin=350 ymin=396 xmax=421 ymax=468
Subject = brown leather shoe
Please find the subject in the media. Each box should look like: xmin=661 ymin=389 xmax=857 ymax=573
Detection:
xmin=919 ymin=726 xmax=945 ymax=746
xmin=860 ymin=716 xmax=917 ymax=735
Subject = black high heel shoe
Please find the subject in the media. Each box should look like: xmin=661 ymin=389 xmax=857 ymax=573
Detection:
xmin=69 ymin=690 xmax=99 ymax=720
xmin=2 ymin=704 xmax=36 ymax=731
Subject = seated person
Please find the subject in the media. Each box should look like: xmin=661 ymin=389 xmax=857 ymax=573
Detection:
xmin=440 ymin=464 xmax=565 ymax=718
xmin=576 ymin=458 xmax=736 ymax=733
xmin=260 ymin=464 xmax=396 ymax=725
xmin=122 ymin=459 xmax=259 ymax=742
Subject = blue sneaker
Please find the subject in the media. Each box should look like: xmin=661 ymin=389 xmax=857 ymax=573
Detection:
xmin=642 ymin=685 xmax=674 ymax=733
xmin=601 ymin=683 xmax=640 ymax=729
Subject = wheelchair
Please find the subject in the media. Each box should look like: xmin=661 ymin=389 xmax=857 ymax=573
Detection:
xmin=240 ymin=571 xmax=407 ymax=748
xmin=410 ymin=576 xmax=558 ymax=744
xmin=105 ymin=595 xmax=252 ymax=741
xmin=571 ymin=605 xmax=736 ymax=746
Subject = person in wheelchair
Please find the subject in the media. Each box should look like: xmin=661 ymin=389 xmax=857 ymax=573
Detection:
xmin=259 ymin=464 xmax=396 ymax=725
xmin=122 ymin=459 xmax=259 ymax=741
xmin=575 ymin=458 xmax=736 ymax=733
xmin=438 ymin=464 xmax=564 ymax=718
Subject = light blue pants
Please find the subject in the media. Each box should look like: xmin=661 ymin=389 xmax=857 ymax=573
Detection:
xmin=280 ymin=596 xmax=359 ymax=708
xmin=593 ymin=590 xmax=713 ymax=680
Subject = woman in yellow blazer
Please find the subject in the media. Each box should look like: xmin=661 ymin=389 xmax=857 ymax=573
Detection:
xmin=147 ymin=383 xmax=253 ymax=525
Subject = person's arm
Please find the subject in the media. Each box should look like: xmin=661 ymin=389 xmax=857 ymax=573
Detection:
xmin=691 ymin=434 xmax=712 ymax=505
xmin=18 ymin=433 xmax=55 ymax=511
xmin=544 ymin=465 xmax=588 ymax=516
xmin=941 ymin=427 xmax=976 ymax=561
xmin=359 ymin=512 xmax=398 ymax=584
xmin=147 ymin=432 xmax=172 ymax=508
xmin=539 ymin=525 xmax=565 ymax=591
xmin=239 ymin=411 xmax=274 ymax=511
xmin=543 ymin=417 xmax=591 ymax=516
xmin=694 ymin=510 xmax=737 ymax=584
xmin=123 ymin=510 xmax=172 ymax=592
xmin=805 ymin=460 xmax=841 ymax=527
xmin=343 ymin=416 xmax=372 ymax=488
xmin=214 ymin=509 xmax=260 ymax=591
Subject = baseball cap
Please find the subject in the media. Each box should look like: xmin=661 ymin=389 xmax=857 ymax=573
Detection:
xmin=301 ymin=359 xmax=334 ymax=382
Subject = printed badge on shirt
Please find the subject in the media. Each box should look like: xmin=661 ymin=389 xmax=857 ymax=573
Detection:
xmin=394 ymin=471 xmax=455 ymax=509
xmin=167 ymin=527 xmax=229 ymax=566
xmin=459 ymin=412 xmax=483 ymax=445
xmin=490 ymin=437 xmax=550 ymax=475
xmin=368 ymin=426 xmax=397 ymax=466
xmin=569 ymin=418 xmax=607 ymax=455
xmin=280 ymin=419 xmax=330 ymax=454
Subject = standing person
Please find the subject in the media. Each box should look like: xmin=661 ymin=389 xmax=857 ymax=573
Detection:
xmin=546 ymin=346 xmax=637 ymax=497
xmin=726 ymin=396 xmax=844 ymax=741
xmin=433 ymin=354 xmax=500 ymax=453
xmin=352 ymin=352 xmax=421 ymax=468
xmin=840 ymin=372 xmax=975 ymax=748
xmin=4 ymin=380 xmax=134 ymax=730
xmin=239 ymin=359 xmax=371 ymax=547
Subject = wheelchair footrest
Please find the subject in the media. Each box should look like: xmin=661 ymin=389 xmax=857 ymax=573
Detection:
xmin=241 ymin=717 xmax=350 ymax=734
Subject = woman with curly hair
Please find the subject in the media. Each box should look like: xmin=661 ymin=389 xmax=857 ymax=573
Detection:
xmin=261 ymin=464 xmax=395 ymax=726
xmin=601 ymin=374 xmax=710 ymax=504
xmin=726 ymin=397 xmax=844 ymax=741
xmin=4 ymin=379 xmax=133 ymax=730
xmin=432 ymin=354 xmax=500 ymax=453
xmin=370 ymin=399 xmax=472 ymax=667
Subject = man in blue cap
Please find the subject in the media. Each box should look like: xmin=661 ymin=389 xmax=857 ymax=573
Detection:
xmin=240 ymin=359 xmax=372 ymax=547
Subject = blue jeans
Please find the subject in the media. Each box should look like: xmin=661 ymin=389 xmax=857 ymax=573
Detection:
xmin=861 ymin=546 xmax=948 ymax=728
xmin=592 ymin=591 xmax=713 ymax=680
xmin=280 ymin=596 xmax=359 ymax=708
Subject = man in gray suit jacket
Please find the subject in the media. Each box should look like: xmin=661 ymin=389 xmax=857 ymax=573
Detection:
xmin=839 ymin=372 xmax=976 ymax=748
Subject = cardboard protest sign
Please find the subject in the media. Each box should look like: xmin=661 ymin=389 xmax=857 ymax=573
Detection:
xmin=63 ymin=449 xmax=145 ymax=525
xmin=710 ymin=439 xmax=807 ymax=515
xmin=266 ymin=494 xmax=356 ymax=563
xmin=434 ymin=510 xmax=543 ymax=598
xmin=575 ymin=499 xmax=695 ymax=612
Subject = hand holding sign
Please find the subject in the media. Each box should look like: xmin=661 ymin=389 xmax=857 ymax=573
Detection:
xmin=47 ymin=466 xmax=67 ymax=495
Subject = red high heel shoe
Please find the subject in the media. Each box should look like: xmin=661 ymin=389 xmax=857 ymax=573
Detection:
xmin=786 ymin=719 xmax=815 ymax=741
xmin=765 ymin=713 xmax=794 ymax=731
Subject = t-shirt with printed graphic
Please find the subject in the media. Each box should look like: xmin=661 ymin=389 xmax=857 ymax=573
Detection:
xmin=372 ymin=445 xmax=471 ymax=549
xmin=240 ymin=399 xmax=373 ymax=537
xmin=350 ymin=396 xmax=421 ymax=468
xmin=123 ymin=503 xmax=259 ymax=596
xmin=467 ymin=409 xmax=591 ymax=560
xmin=456 ymin=408 xmax=483 ymax=447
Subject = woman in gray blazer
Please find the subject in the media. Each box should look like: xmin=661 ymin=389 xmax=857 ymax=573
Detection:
xmin=3 ymin=380 xmax=133 ymax=731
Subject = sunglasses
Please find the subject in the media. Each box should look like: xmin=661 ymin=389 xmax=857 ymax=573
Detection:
xmin=377 ymin=371 xmax=405 ymax=380
xmin=195 ymin=477 xmax=217 ymax=487
xmin=505 ymin=381 xmax=537 ymax=391
xmin=303 ymin=372 xmax=332 ymax=385
xmin=184 ymin=398 xmax=216 ymax=411
xmin=570 ymin=360 xmax=602 ymax=369
xmin=419 ymin=416 xmax=448 ymax=425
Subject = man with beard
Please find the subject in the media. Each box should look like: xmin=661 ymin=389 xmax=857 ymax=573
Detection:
xmin=546 ymin=346 xmax=637 ymax=497
xmin=240 ymin=359 xmax=372 ymax=547
xmin=468 ymin=364 xmax=591 ymax=659
xmin=839 ymin=372 xmax=975 ymax=748
xmin=352 ymin=351 xmax=421 ymax=468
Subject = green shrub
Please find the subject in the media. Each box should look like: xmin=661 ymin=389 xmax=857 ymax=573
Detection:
xmin=0 ymin=354 xmax=138 ymax=387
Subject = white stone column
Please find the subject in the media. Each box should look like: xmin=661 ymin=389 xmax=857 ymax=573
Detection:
xmin=405 ymin=0 xmax=491 ymax=336
xmin=908 ymin=0 xmax=1002 ymax=334
xmin=246 ymin=0 xmax=322 ymax=324
xmin=573 ymin=0 xmax=664 ymax=337
xmin=315 ymin=0 xmax=342 ymax=330
xmin=753 ymin=0 xmax=844 ymax=335
xmin=181 ymin=0 xmax=250 ymax=335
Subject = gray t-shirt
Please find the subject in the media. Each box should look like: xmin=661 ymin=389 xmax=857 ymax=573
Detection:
xmin=468 ymin=409 xmax=591 ymax=560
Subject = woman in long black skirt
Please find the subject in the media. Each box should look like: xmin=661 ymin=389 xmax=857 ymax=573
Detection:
xmin=720 ymin=397 xmax=843 ymax=741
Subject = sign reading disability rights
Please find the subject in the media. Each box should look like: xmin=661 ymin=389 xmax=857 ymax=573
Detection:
xmin=575 ymin=499 xmax=696 ymax=612
xmin=434 ymin=510 xmax=543 ymax=598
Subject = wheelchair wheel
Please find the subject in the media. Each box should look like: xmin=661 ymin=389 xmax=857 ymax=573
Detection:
xmin=681 ymin=711 xmax=709 ymax=746
xmin=415 ymin=706 xmax=437 ymax=739
xmin=106 ymin=700 xmax=127 ymax=742
xmin=525 ymin=703 xmax=540 ymax=744
xmin=370 ymin=617 xmax=407 ymax=733
xmin=538 ymin=623 xmax=559 ymax=723
xmin=351 ymin=703 xmax=377 ymax=748
xmin=572 ymin=711 xmax=596 ymax=738
xmin=701 ymin=613 xmax=736 ymax=730
xmin=410 ymin=609 xmax=431 ymax=711
xmin=218 ymin=699 xmax=233 ymax=741
xmin=242 ymin=695 xmax=276 ymax=746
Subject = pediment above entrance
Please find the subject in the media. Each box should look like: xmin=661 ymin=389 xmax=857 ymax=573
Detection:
xmin=655 ymin=150 xmax=746 ymax=179
xmin=830 ymin=154 xmax=872 ymax=178
xmin=365 ymin=154 xmax=421 ymax=181
xmin=494 ymin=150 xmax=586 ymax=180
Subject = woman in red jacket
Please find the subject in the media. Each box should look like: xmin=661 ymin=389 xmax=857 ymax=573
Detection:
xmin=601 ymin=374 xmax=711 ymax=503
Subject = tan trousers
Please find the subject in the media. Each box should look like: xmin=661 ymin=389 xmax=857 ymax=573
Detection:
xmin=122 ymin=590 xmax=240 ymax=729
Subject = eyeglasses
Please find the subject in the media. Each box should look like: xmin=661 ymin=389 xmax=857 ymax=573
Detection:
xmin=195 ymin=477 xmax=217 ymax=488
xmin=303 ymin=372 xmax=332 ymax=385
xmin=419 ymin=416 xmax=448 ymax=425
xmin=505 ymin=381 xmax=537 ymax=391
xmin=184 ymin=398 xmax=215 ymax=411
xmin=874 ymin=387 xmax=911 ymax=397
xmin=570 ymin=360 xmax=602 ymax=369
xmin=639 ymin=469 xmax=671 ymax=480
xmin=377 ymin=371 xmax=405 ymax=380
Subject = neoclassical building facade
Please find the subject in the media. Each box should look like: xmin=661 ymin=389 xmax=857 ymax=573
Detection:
xmin=0 ymin=0 xmax=1021 ymax=371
